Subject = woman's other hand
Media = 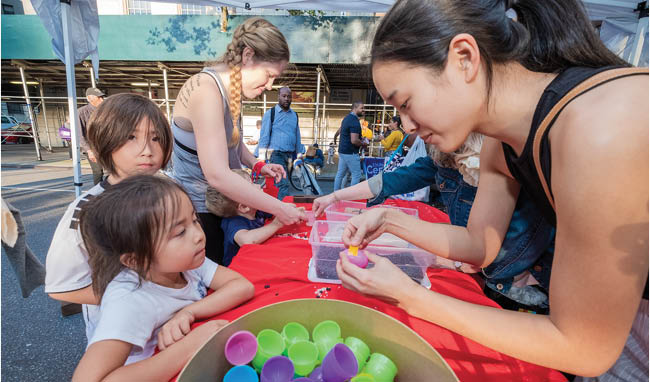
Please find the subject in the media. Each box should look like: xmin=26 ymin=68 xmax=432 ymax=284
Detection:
xmin=342 ymin=208 xmax=390 ymax=248
xmin=313 ymin=193 xmax=337 ymax=217
xmin=261 ymin=163 xmax=286 ymax=182
xmin=336 ymin=251 xmax=416 ymax=307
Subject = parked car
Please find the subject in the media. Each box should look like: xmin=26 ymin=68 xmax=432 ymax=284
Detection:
xmin=1 ymin=116 xmax=33 ymax=144
xmin=1 ymin=115 xmax=18 ymax=130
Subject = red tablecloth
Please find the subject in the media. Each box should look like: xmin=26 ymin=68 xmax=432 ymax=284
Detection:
xmin=184 ymin=199 xmax=566 ymax=382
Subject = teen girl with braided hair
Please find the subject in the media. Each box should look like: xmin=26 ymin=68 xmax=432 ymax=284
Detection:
xmin=171 ymin=18 xmax=305 ymax=265
xmin=337 ymin=0 xmax=648 ymax=379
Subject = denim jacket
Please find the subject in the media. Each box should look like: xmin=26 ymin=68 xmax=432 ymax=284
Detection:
xmin=367 ymin=156 xmax=556 ymax=307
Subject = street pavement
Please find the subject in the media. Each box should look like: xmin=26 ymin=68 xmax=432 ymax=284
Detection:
xmin=1 ymin=164 xmax=95 ymax=382
xmin=0 ymin=143 xmax=335 ymax=381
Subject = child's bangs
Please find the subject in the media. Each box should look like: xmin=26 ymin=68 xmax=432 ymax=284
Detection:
xmin=153 ymin=185 xmax=194 ymax=246
xmin=141 ymin=103 xmax=172 ymax=166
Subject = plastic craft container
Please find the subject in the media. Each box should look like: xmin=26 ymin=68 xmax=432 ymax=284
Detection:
xmin=324 ymin=201 xmax=418 ymax=222
xmin=308 ymin=221 xmax=454 ymax=288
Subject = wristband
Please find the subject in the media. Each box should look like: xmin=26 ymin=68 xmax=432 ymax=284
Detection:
xmin=253 ymin=161 xmax=266 ymax=174
xmin=252 ymin=161 xmax=266 ymax=181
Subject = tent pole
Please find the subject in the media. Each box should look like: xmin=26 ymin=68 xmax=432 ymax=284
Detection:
xmin=630 ymin=16 xmax=648 ymax=66
xmin=39 ymin=81 xmax=53 ymax=152
xmin=314 ymin=67 xmax=322 ymax=144
xmin=19 ymin=67 xmax=42 ymax=161
xmin=163 ymin=68 xmax=171 ymax=124
xmin=61 ymin=0 xmax=83 ymax=197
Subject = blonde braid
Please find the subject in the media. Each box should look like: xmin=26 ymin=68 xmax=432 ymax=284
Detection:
xmin=224 ymin=32 xmax=243 ymax=147
xmin=219 ymin=18 xmax=288 ymax=147
xmin=227 ymin=63 xmax=242 ymax=147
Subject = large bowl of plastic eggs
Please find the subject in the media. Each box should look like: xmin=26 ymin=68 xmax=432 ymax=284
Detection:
xmin=177 ymin=299 xmax=458 ymax=382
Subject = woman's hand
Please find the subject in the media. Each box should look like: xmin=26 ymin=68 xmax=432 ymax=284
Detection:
xmin=342 ymin=208 xmax=390 ymax=248
xmin=276 ymin=202 xmax=306 ymax=225
xmin=336 ymin=251 xmax=416 ymax=307
xmin=157 ymin=310 xmax=195 ymax=351
xmin=261 ymin=163 xmax=286 ymax=183
xmin=313 ymin=193 xmax=337 ymax=217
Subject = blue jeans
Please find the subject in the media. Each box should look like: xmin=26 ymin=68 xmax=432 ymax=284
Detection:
xmin=270 ymin=150 xmax=293 ymax=201
xmin=334 ymin=153 xmax=362 ymax=191
xmin=368 ymin=156 xmax=556 ymax=307
xmin=482 ymin=191 xmax=555 ymax=307
xmin=304 ymin=157 xmax=323 ymax=168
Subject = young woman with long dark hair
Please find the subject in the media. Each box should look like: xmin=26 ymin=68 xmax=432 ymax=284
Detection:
xmin=338 ymin=0 xmax=648 ymax=378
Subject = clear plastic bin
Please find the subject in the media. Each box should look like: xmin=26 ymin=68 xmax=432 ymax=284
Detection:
xmin=324 ymin=200 xmax=419 ymax=222
xmin=308 ymin=221 xmax=454 ymax=288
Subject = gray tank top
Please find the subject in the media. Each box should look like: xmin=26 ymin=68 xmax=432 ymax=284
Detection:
xmin=170 ymin=68 xmax=244 ymax=213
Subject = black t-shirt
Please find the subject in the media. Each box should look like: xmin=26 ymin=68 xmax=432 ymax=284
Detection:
xmin=338 ymin=113 xmax=361 ymax=155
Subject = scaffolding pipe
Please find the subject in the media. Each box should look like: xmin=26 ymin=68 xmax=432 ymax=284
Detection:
xmin=89 ymin=65 xmax=96 ymax=88
xmin=314 ymin=67 xmax=322 ymax=142
xmin=381 ymin=102 xmax=387 ymax=135
xmin=163 ymin=68 xmax=171 ymax=124
xmin=263 ymin=92 xmax=267 ymax=114
xmin=61 ymin=1 xmax=83 ymax=196
xmin=19 ymin=67 xmax=42 ymax=161
xmin=148 ymin=81 xmax=153 ymax=99
xmin=321 ymin=94 xmax=327 ymax=145
xmin=39 ymin=81 xmax=53 ymax=151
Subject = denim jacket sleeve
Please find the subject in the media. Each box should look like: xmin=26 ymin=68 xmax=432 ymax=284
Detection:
xmin=367 ymin=156 xmax=437 ymax=207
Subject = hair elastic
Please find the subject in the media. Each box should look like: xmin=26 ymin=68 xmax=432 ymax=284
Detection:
xmin=505 ymin=8 xmax=517 ymax=21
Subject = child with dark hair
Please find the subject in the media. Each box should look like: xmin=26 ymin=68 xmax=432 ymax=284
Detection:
xmin=45 ymin=93 xmax=173 ymax=338
xmin=205 ymin=169 xmax=285 ymax=266
xmin=73 ymin=175 xmax=254 ymax=381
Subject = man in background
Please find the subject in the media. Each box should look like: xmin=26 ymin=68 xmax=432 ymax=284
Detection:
xmin=75 ymin=87 xmax=105 ymax=185
xmin=333 ymin=101 xmax=366 ymax=190
xmin=256 ymin=87 xmax=304 ymax=200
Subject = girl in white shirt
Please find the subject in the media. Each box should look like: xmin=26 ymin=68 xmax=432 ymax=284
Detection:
xmin=72 ymin=175 xmax=254 ymax=382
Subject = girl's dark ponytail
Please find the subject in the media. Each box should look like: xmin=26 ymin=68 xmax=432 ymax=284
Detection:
xmin=372 ymin=0 xmax=630 ymax=100
xmin=511 ymin=0 xmax=629 ymax=72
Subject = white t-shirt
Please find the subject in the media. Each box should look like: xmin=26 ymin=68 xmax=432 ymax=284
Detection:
xmin=87 ymin=258 xmax=218 ymax=365
xmin=44 ymin=181 xmax=108 ymax=338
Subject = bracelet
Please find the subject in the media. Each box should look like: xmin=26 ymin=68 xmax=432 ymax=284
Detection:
xmin=253 ymin=161 xmax=266 ymax=174
xmin=251 ymin=161 xmax=266 ymax=182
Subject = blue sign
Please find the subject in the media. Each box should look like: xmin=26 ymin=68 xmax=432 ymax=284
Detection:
xmin=363 ymin=157 xmax=385 ymax=180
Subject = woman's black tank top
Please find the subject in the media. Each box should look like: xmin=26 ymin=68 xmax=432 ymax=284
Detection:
xmin=502 ymin=66 xmax=648 ymax=299
xmin=502 ymin=66 xmax=627 ymax=226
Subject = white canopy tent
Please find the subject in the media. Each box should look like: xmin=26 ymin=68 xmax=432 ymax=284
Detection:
xmin=29 ymin=0 xmax=648 ymax=196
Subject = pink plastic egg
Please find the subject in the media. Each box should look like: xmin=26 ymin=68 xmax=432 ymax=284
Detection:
xmin=341 ymin=248 xmax=369 ymax=268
